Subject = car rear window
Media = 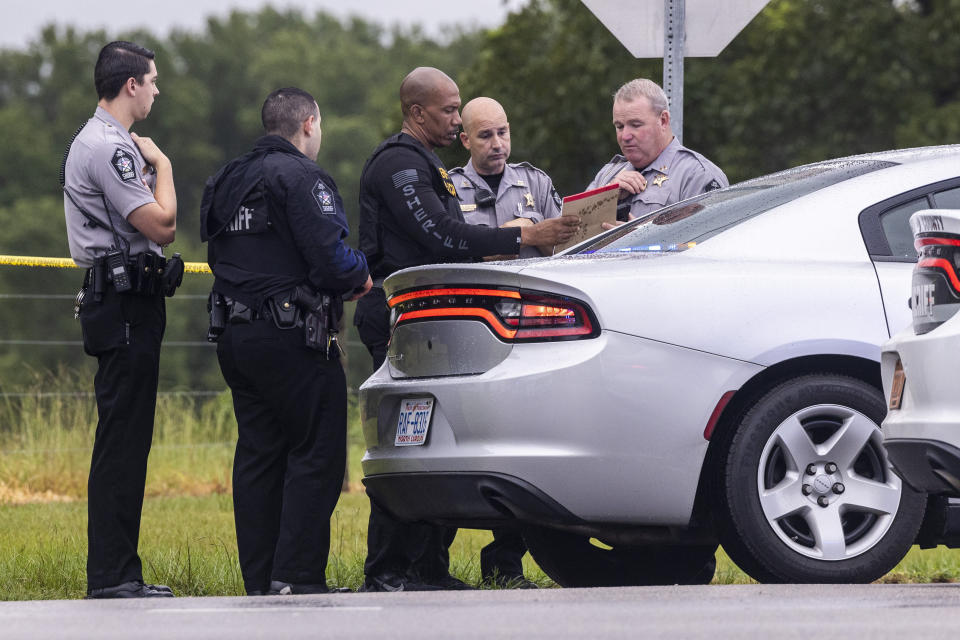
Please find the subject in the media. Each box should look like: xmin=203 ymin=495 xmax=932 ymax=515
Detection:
xmin=576 ymin=160 xmax=896 ymax=255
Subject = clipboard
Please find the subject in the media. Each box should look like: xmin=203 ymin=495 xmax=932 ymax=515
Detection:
xmin=553 ymin=183 xmax=619 ymax=253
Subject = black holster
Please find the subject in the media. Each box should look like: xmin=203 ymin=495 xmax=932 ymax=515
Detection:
xmin=206 ymin=291 xmax=227 ymax=342
xmin=291 ymin=286 xmax=341 ymax=359
xmin=161 ymin=253 xmax=185 ymax=297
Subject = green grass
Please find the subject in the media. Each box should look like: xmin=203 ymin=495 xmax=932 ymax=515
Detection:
xmin=0 ymin=492 xmax=560 ymax=599
xmin=3 ymin=369 xmax=960 ymax=600
xmin=0 ymin=369 xmax=557 ymax=599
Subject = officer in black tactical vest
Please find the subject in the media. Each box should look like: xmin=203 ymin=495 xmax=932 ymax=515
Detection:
xmin=202 ymin=87 xmax=371 ymax=596
xmin=355 ymin=67 xmax=580 ymax=592
xmin=63 ymin=41 xmax=180 ymax=600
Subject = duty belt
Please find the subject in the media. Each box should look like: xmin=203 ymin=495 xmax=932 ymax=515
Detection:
xmin=208 ymin=287 xmax=342 ymax=359
xmin=84 ymin=253 xmax=171 ymax=297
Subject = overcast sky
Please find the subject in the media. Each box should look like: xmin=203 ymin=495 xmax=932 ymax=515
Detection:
xmin=1 ymin=0 xmax=529 ymax=50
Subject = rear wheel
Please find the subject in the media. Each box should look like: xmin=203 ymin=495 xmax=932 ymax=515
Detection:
xmin=522 ymin=526 xmax=717 ymax=587
xmin=714 ymin=374 xmax=925 ymax=583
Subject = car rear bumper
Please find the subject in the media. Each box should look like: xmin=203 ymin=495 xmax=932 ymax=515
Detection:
xmin=886 ymin=439 xmax=960 ymax=495
xmin=362 ymin=471 xmax=577 ymax=529
xmin=360 ymin=329 xmax=762 ymax=526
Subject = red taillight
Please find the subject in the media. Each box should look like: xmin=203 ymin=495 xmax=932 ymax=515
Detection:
xmin=912 ymin=223 xmax=960 ymax=335
xmin=388 ymin=286 xmax=599 ymax=342
xmin=917 ymin=257 xmax=960 ymax=293
xmin=915 ymin=237 xmax=960 ymax=250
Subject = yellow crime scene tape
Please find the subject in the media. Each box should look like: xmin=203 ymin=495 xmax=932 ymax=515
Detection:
xmin=0 ymin=255 xmax=212 ymax=274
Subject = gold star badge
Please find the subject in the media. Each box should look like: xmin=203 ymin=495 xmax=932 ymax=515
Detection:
xmin=524 ymin=192 xmax=535 ymax=208
xmin=652 ymin=174 xmax=669 ymax=187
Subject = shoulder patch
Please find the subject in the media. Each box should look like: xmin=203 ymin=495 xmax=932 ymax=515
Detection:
xmin=438 ymin=166 xmax=457 ymax=197
xmin=552 ymin=188 xmax=562 ymax=210
xmin=312 ymin=179 xmax=336 ymax=214
xmin=111 ymin=148 xmax=137 ymax=182
xmin=706 ymin=179 xmax=723 ymax=192
xmin=391 ymin=169 xmax=418 ymax=189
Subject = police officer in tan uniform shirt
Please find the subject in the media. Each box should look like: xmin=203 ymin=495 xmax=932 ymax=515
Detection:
xmin=62 ymin=41 xmax=177 ymax=599
xmin=447 ymin=97 xmax=555 ymax=588
xmin=450 ymin=98 xmax=561 ymax=260
xmin=588 ymin=78 xmax=728 ymax=221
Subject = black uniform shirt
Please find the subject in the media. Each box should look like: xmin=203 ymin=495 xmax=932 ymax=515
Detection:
xmin=358 ymin=133 xmax=522 ymax=278
xmin=202 ymin=135 xmax=368 ymax=305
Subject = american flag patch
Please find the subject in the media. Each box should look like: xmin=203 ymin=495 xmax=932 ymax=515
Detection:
xmin=392 ymin=169 xmax=418 ymax=188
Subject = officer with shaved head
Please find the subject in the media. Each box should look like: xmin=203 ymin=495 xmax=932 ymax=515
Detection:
xmin=451 ymin=97 xmax=561 ymax=261
xmin=356 ymin=67 xmax=579 ymax=592
xmin=447 ymin=97 xmax=560 ymax=587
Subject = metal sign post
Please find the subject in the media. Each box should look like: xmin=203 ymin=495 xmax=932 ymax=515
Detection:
xmin=663 ymin=0 xmax=685 ymax=143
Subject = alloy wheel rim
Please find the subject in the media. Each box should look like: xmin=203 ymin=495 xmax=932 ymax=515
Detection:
xmin=755 ymin=404 xmax=902 ymax=561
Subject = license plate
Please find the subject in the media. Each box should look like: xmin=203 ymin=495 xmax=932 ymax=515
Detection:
xmin=395 ymin=397 xmax=434 ymax=446
xmin=889 ymin=359 xmax=905 ymax=411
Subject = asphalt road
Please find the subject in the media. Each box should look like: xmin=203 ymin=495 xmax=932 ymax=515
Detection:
xmin=3 ymin=583 xmax=960 ymax=639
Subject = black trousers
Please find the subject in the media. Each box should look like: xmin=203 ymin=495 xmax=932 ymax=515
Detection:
xmin=217 ymin=318 xmax=347 ymax=593
xmin=481 ymin=528 xmax=527 ymax=580
xmin=80 ymin=285 xmax=165 ymax=591
xmin=354 ymin=291 xmax=456 ymax=581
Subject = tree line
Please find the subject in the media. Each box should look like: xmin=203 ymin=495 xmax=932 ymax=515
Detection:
xmin=1 ymin=0 xmax=958 ymax=392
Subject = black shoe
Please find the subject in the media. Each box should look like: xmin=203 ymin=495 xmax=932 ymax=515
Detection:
xmin=86 ymin=581 xmax=174 ymax=599
xmin=146 ymin=583 xmax=173 ymax=594
xmin=499 ymin=576 xmax=539 ymax=589
xmin=246 ymin=590 xmax=267 ymax=596
xmin=426 ymin=574 xmax=476 ymax=591
xmin=267 ymin=580 xmax=329 ymax=595
xmin=359 ymin=572 xmax=443 ymax=592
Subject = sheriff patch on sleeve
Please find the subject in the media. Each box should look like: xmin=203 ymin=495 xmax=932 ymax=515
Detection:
xmin=111 ymin=148 xmax=137 ymax=182
xmin=313 ymin=179 xmax=336 ymax=214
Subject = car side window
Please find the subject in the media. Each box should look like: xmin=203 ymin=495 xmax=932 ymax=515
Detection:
xmin=859 ymin=177 xmax=960 ymax=263
xmin=933 ymin=186 xmax=960 ymax=209
xmin=879 ymin=198 xmax=930 ymax=260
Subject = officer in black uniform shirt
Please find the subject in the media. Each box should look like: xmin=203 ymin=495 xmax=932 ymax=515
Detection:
xmin=355 ymin=67 xmax=579 ymax=592
xmin=201 ymin=87 xmax=371 ymax=596
xmin=63 ymin=41 xmax=178 ymax=600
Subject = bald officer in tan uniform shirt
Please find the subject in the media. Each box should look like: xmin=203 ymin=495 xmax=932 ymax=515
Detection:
xmin=450 ymin=97 xmax=561 ymax=260
xmin=588 ymin=78 xmax=728 ymax=221
xmin=446 ymin=97 xmax=554 ymax=588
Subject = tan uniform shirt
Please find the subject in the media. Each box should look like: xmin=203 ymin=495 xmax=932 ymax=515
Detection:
xmin=449 ymin=161 xmax=562 ymax=259
xmin=63 ymin=107 xmax=159 ymax=267
xmin=587 ymin=137 xmax=728 ymax=220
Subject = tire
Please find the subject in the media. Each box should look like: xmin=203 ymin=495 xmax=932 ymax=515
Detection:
xmin=522 ymin=526 xmax=717 ymax=587
xmin=714 ymin=373 xmax=926 ymax=583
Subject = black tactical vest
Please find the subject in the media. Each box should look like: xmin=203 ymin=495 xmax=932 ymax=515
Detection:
xmin=358 ymin=133 xmax=464 ymax=278
xmin=201 ymin=149 xmax=308 ymax=308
